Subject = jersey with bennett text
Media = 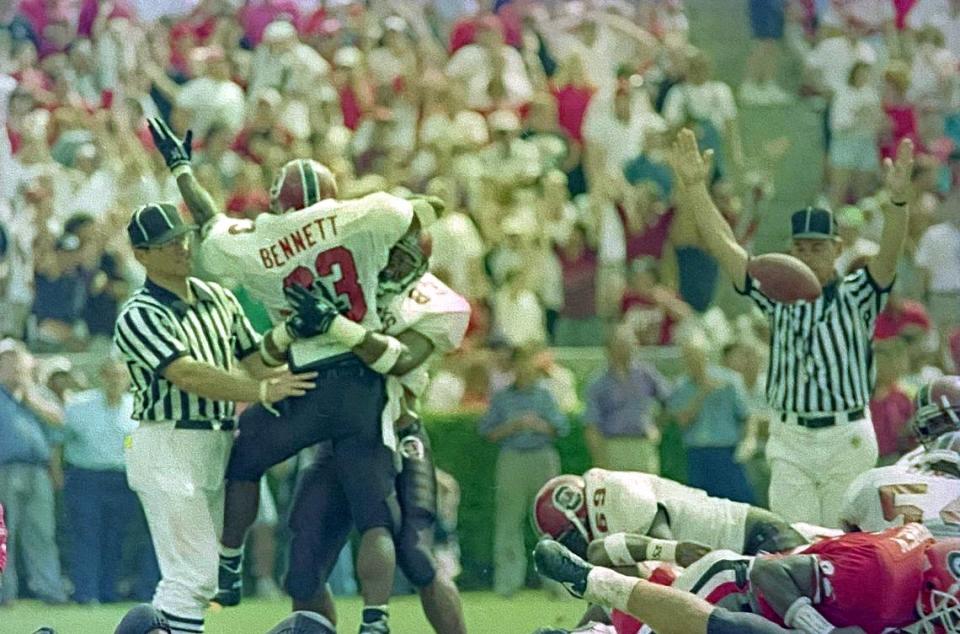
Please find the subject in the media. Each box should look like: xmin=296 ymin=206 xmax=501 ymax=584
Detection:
xmin=839 ymin=463 xmax=960 ymax=537
xmin=583 ymin=469 xmax=751 ymax=552
xmin=199 ymin=192 xmax=413 ymax=368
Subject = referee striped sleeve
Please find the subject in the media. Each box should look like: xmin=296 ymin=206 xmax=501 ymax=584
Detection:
xmin=736 ymin=273 xmax=775 ymax=315
xmin=216 ymin=283 xmax=260 ymax=358
xmin=115 ymin=308 xmax=189 ymax=373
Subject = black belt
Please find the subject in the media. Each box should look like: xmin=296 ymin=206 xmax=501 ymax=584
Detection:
xmin=780 ymin=408 xmax=864 ymax=429
xmin=174 ymin=419 xmax=236 ymax=431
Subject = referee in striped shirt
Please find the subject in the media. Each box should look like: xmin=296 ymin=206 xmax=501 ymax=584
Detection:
xmin=114 ymin=202 xmax=315 ymax=634
xmin=670 ymin=129 xmax=915 ymax=528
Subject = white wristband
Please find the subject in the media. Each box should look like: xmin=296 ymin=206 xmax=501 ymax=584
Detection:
xmin=784 ymin=597 xmax=834 ymax=634
xmin=259 ymin=337 xmax=284 ymax=367
xmin=271 ymin=323 xmax=294 ymax=350
xmin=369 ymin=337 xmax=404 ymax=374
xmin=645 ymin=539 xmax=677 ymax=563
xmin=171 ymin=164 xmax=193 ymax=178
xmin=602 ymin=533 xmax=636 ymax=567
xmin=328 ymin=315 xmax=367 ymax=348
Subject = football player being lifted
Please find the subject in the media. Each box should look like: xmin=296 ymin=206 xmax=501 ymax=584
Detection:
xmin=148 ymin=118 xmax=442 ymax=633
xmin=536 ymin=522 xmax=960 ymax=634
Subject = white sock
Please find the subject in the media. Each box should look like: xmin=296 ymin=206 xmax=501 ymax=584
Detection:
xmin=583 ymin=567 xmax=636 ymax=613
xmin=219 ymin=546 xmax=243 ymax=559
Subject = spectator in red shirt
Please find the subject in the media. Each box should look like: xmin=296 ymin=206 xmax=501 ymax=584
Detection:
xmin=238 ymin=0 xmax=301 ymax=48
xmin=620 ymin=257 xmax=692 ymax=346
xmin=875 ymin=294 xmax=931 ymax=341
xmin=554 ymin=223 xmax=602 ymax=346
xmin=870 ymin=338 xmax=918 ymax=464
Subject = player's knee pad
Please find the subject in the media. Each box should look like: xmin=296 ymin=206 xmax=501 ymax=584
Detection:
xmin=283 ymin=553 xmax=323 ymax=602
xmin=396 ymin=516 xmax=438 ymax=587
xmin=224 ymin=439 xmax=270 ymax=482
xmin=744 ymin=513 xmax=807 ymax=555
xmin=354 ymin=491 xmax=401 ymax=534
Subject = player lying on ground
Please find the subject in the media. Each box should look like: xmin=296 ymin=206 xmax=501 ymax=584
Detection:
xmin=284 ymin=272 xmax=470 ymax=634
xmin=533 ymin=468 xmax=807 ymax=567
xmin=840 ymin=376 xmax=960 ymax=536
xmin=537 ymin=522 xmax=960 ymax=634
xmin=148 ymin=118 xmax=441 ymax=633
xmin=533 ymin=540 xmax=791 ymax=634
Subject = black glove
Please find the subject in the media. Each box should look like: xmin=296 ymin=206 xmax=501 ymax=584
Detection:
xmin=147 ymin=117 xmax=193 ymax=171
xmin=284 ymin=284 xmax=343 ymax=338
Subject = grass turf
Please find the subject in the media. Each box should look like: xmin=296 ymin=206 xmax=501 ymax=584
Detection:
xmin=0 ymin=591 xmax=586 ymax=633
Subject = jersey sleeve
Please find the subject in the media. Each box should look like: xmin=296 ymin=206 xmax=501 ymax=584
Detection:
xmin=735 ymin=273 xmax=777 ymax=316
xmin=845 ymin=267 xmax=892 ymax=327
xmin=114 ymin=305 xmax=189 ymax=374
xmin=198 ymin=215 xmax=258 ymax=281
xmin=408 ymin=307 xmax=470 ymax=353
xmin=342 ymin=192 xmax=414 ymax=254
xmin=838 ymin=470 xmax=874 ymax=531
xmin=220 ymin=285 xmax=260 ymax=359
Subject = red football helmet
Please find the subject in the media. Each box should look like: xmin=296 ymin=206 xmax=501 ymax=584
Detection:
xmin=532 ymin=475 xmax=591 ymax=553
xmin=913 ymin=538 xmax=960 ymax=633
xmin=913 ymin=376 xmax=960 ymax=448
xmin=269 ymin=159 xmax=338 ymax=214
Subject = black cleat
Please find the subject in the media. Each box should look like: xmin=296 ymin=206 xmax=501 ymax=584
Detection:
xmin=213 ymin=554 xmax=243 ymax=607
xmin=534 ymin=539 xmax=592 ymax=599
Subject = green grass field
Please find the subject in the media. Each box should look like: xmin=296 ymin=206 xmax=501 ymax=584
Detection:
xmin=0 ymin=591 xmax=586 ymax=633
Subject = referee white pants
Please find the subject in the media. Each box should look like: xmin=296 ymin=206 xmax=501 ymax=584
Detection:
xmin=766 ymin=416 xmax=878 ymax=529
xmin=125 ymin=422 xmax=234 ymax=633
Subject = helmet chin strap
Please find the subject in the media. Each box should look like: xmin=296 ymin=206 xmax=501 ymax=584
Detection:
xmin=563 ymin=508 xmax=591 ymax=544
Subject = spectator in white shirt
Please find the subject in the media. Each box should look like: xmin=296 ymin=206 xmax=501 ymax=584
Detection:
xmin=828 ymin=61 xmax=883 ymax=207
xmin=907 ymin=0 xmax=960 ymax=59
xmin=582 ymin=67 xmax=653 ymax=182
xmin=445 ymin=16 xmax=533 ymax=111
xmin=915 ymin=192 xmax=960 ymax=344
xmin=662 ymin=49 xmax=742 ymax=172
xmin=247 ymin=20 xmax=330 ymax=101
xmin=174 ymin=46 xmax=246 ymax=138
xmin=804 ymin=22 xmax=878 ymax=97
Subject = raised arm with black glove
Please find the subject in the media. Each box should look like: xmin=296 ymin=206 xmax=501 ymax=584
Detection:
xmin=146 ymin=117 xmax=220 ymax=227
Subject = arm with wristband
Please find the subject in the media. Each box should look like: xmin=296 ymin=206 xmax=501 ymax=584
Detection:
xmin=147 ymin=117 xmax=221 ymax=228
xmin=261 ymin=284 xmax=435 ymax=377
xmin=586 ymin=533 xmax=712 ymax=569
xmin=748 ymin=556 xmax=864 ymax=634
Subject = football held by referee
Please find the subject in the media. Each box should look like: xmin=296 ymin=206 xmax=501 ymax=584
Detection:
xmin=671 ymin=129 xmax=915 ymax=528
xmin=113 ymin=203 xmax=315 ymax=634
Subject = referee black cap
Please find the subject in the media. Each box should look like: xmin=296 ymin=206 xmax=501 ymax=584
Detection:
xmin=791 ymin=207 xmax=839 ymax=241
xmin=128 ymin=203 xmax=195 ymax=249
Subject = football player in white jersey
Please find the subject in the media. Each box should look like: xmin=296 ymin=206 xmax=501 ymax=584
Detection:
xmin=839 ymin=376 xmax=960 ymax=537
xmin=532 ymin=468 xmax=807 ymax=570
xmin=148 ymin=119 xmax=441 ymax=633
xmin=286 ymin=272 xmax=471 ymax=634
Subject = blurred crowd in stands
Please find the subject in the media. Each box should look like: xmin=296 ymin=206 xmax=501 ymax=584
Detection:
xmin=2 ymin=0 xmax=960 ymax=603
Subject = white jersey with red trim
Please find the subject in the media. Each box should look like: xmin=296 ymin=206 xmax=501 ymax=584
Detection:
xmin=377 ymin=274 xmax=470 ymax=444
xmin=199 ymin=192 xmax=413 ymax=368
xmin=839 ymin=462 xmax=960 ymax=537
xmin=381 ymin=273 xmax=471 ymax=397
xmin=583 ymin=469 xmax=751 ymax=552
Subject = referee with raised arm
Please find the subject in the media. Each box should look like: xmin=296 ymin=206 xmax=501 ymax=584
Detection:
xmin=114 ymin=202 xmax=316 ymax=634
xmin=669 ymin=129 xmax=915 ymax=528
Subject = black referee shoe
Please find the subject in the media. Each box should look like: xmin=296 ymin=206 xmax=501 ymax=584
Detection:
xmin=534 ymin=539 xmax=592 ymax=599
xmin=213 ymin=554 xmax=243 ymax=607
